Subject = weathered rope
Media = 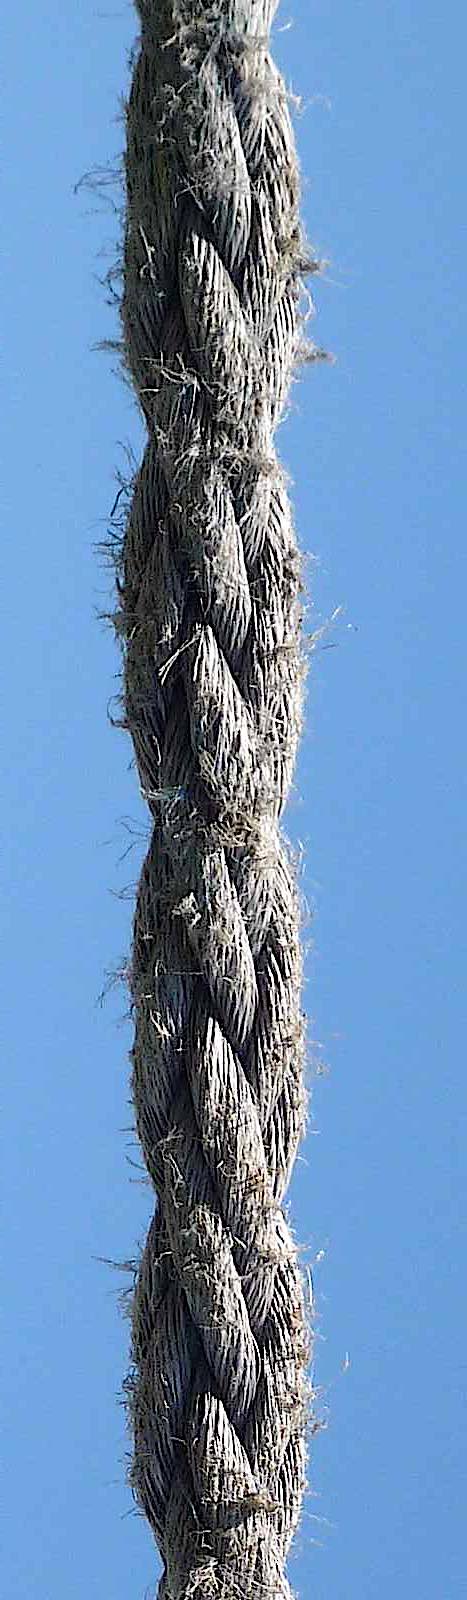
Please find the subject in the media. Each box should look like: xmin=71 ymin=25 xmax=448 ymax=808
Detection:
xmin=116 ymin=3 xmax=318 ymax=1595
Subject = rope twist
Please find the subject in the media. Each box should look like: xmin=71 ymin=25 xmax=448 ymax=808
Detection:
xmin=117 ymin=4 xmax=317 ymax=1594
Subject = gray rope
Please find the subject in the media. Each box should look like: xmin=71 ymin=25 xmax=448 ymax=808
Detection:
xmin=116 ymin=3 xmax=317 ymax=1595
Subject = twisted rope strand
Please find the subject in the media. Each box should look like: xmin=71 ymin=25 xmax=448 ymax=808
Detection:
xmin=117 ymin=4 xmax=317 ymax=1594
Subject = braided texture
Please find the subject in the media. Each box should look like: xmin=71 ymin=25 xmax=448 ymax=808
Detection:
xmin=117 ymin=4 xmax=315 ymax=1595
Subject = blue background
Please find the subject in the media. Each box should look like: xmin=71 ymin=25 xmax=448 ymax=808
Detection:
xmin=2 ymin=2 xmax=466 ymax=1595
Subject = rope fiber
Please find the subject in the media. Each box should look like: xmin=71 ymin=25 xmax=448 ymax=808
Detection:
xmin=116 ymin=3 xmax=317 ymax=1594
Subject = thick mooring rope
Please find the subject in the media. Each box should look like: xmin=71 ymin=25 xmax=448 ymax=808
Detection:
xmin=117 ymin=3 xmax=316 ymax=1595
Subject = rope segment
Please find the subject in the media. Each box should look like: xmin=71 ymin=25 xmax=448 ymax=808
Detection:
xmin=117 ymin=3 xmax=316 ymax=1594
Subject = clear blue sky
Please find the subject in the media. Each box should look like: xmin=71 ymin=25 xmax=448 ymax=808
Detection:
xmin=2 ymin=2 xmax=466 ymax=1596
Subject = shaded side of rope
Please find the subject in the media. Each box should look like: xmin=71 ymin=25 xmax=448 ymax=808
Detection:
xmin=116 ymin=4 xmax=319 ymax=1595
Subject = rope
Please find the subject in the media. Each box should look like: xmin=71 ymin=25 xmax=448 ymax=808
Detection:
xmin=116 ymin=4 xmax=317 ymax=1594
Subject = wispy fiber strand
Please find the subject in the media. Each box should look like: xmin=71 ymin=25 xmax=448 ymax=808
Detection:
xmin=115 ymin=3 xmax=318 ymax=1595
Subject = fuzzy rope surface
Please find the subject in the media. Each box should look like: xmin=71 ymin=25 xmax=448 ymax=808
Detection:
xmin=116 ymin=3 xmax=317 ymax=1594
